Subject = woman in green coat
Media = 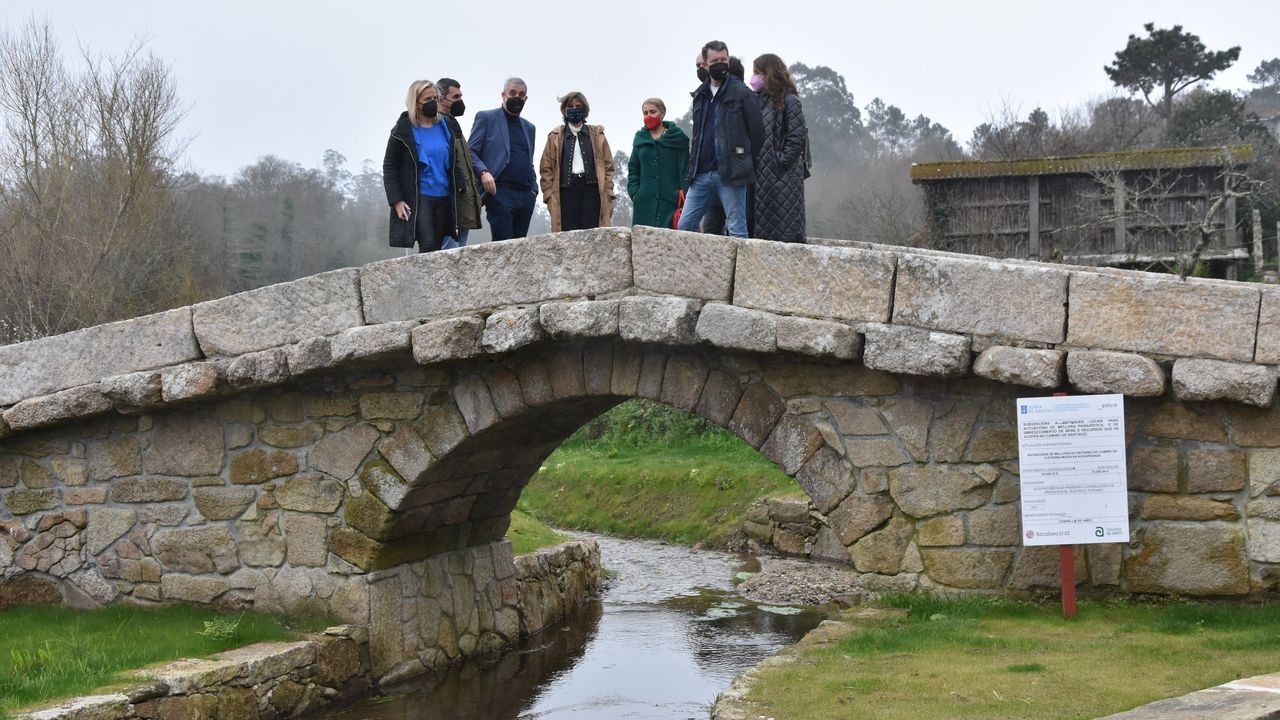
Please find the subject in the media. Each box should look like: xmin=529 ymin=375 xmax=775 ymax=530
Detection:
xmin=627 ymin=98 xmax=690 ymax=228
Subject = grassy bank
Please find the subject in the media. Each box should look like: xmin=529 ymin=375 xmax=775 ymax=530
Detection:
xmin=747 ymin=595 xmax=1280 ymax=720
xmin=0 ymin=605 xmax=327 ymax=715
xmin=507 ymin=508 xmax=569 ymax=554
xmin=520 ymin=400 xmax=795 ymax=547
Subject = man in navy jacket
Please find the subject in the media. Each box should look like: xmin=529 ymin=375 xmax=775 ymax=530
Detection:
xmin=677 ymin=41 xmax=764 ymax=238
xmin=468 ymin=78 xmax=538 ymax=241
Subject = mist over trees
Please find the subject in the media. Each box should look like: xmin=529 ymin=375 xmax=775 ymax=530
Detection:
xmin=2 ymin=18 xmax=1278 ymax=345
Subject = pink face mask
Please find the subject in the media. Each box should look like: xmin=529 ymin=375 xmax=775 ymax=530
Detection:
xmin=749 ymin=73 xmax=765 ymax=92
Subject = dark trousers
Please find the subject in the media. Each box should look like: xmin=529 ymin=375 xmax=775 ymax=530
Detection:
xmin=414 ymin=195 xmax=452 ymax=253
xmin=560 ymin=175 xmax=601 ymax=231
xmin=486 ymin=183 xmax=536 ymax=241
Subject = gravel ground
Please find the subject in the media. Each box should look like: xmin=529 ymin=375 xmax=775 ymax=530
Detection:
xmin=736 ymin=555 xmax=865 ymax=606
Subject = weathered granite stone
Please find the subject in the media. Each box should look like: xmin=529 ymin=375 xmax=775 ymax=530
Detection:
xmin=153 ymin=526 xmax=238 ymax=574
xmin=1065 ymin=350 xmax=1165 ymax=396
xmin=827 ymin=493 xmax=894 ymax=545
xmin=728 ymin=382 xmax=786 ymax=448
xmin=275 ymin=474 xmax=344 ymax=513
xmin=1088 ymin=543 xmax=1123 ymax=586
xmin=734 ymin=240 xmax=896 ymax=322
xmin=539 ymin=299 xmax=620 ymax=338
xmin=825 ymin=401 xmax=886 ymax=436
xmin=193 ymin=268 xmax=362 ymax=356
xmin=618 ymin=296 xmax=702 ymax=344
xmin=230 ymin=450 xmax=299 ymax=485
xmin=285 ymin=336 xmax=333 ymax=376
xmin=920 ymin=548 xmax=1015 ymax=589
xmin=811 ymin=526 xmax=850 ymax=563
xmin=582 ymin=342 xmax=613 ymax=396
xmin=1142 ymin=495 xmax=1239 ymax=521
xmin=1007 ymin=545 xmax=1085 ymax=591
xmin=1125 ymin=522 xmax=1249 ymax=595
xmin=454 ymin=374 xmax=500 ymax=433
xmin=761 ymin=415 xmax=824 ymax=476
xmin=85 ymin=436 xmax=140 ymax=481
xmin=695 ymin=304 xmax=777 ymax=353
xmin=973 ymin=347 xmax=1063 ymax=389
xmin=1146 ymin=403 xmax=1226 ymax=442
xmin=377 ymin=426 xmax=434 ymax=484
xmin=85 ymin=508 xmax=137 ymax=555
xmin=359 ymin=461 xmax=411 ymax=509
xmin=3 ymin=385 xmax=112 ymax=431
xmin=893 ymin=254 xmax=1068 ymax=343
xmin=111 ymin=477 xmax=189 ymax=503
xmin=762 ymin=360 xmax=899 ymax=397
xmin=285 ymin=513 xmax=329 ymax=567
xmin=967 ymin=504 xmax=1021 ymax=545
xmin=1248 ymin=519 xmax=1280 ymax=563
xmin=889 ymin=464 xmax=994 ymax=517
xmin=795 ymin=446 xmax=854 ymax=514
xmin=774 ymin=316 xmax=861 ymax=359
xmin=359 ymin=392 xmax=423 ymax=420
xmin=329 ymin=322 xmax=416 ymax=364
xmin=966 ymin=424 xmax=1017 ymax=462
xmin=632 ymin=226 xmax=738 ymax=300
xmin=411 ymin=316 xmax=485 ymax=364
xmin=100 ymin=371 xmax=163 ymax=411
xmin=1231 ymin=407 xmax=1280 ymax=448
xmin=161 ymin=574 xmax=230 ymax=603
xmin=1067 ymin=272 xmax=1258 ymax=361
xmin=659 ymin=354 xmax=708 ymax=413
xmin=0 ymin=307 xmax=199 ymax=407
xmin=226 ymin=349 xmax=290 ymax=390
xmin=863 ymin=324 xmax=970 ymax=377
xmin=236 ymin=511 xmax=286 ymax=567
xmin=482 ymin=306 xmax=546 ymax=353
xmin=1185 ymin=450 xmax=1246 ymax=493
xmin=917 ymin=515 xmax=965 ymax=546
xmin=259 ymin=423 xmax=324 ymax=449
xmin=361 ymin=228 xmax=632 ymax=323
xmin=844 ymin=437 xmax=909 ymax=467
xmin=309 ymin=425 xmax=379 ymax=479
xmin=695 ymin=371 xmax=744 ymax=427
xmin=1172 ymin=359 xmax=1278 ymax=407
xmin=416 ymin=404 xmax=470 ymax=458
xmin=1257 ymin=287 xmax=1280 ymax=365
xmin=160 ymin=362 xmax=223 ymax=403
xmin=635 ymin=352 xmax=665 ymax=400
xmin=850 ymin=513 xmax=914 ymax=574
xmin=4 ymin=488 xmax=61 ymax=515
xmin=878 ymin=398 xmax=932 ymax=460
xmin=194 ymin=487 xmax=257 ymax=521
xmin=146 ymin=414 xmax=225 ymax=476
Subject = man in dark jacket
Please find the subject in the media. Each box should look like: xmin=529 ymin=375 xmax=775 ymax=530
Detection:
xmin=677 ymin=40 xmax=764 ymax=238
xmin=437 ymin=77 xmax=481 ymax=248
xmin=468 ymin=78 xmax=537 ymax=241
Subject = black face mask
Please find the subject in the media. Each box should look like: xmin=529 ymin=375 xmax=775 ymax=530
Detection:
xmin=449 ymin=99 xmax=466 ymax=117
xmin=420 ymin=100 xmax=438 ymax=119
xmin=696 ymin=66 xmax=710 ymax=83
xmin=709 ymin=62 xmax=729 ymax=82
xmin=505 ymin=97 xmax=525 ymax=115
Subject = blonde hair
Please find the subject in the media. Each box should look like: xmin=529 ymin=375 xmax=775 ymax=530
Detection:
xmin=641 ymin=97 xmax=666 ymax=114
xmin=405 ymin=80 xmax=437 ymax=127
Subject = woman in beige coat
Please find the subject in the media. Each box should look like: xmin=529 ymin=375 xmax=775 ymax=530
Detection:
xmin=539 ymin=91 xmax=614 ymax=231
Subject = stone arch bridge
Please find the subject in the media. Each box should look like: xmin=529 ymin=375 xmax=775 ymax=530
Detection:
xmin=2 ymin=226 xmax=1280 ymax=680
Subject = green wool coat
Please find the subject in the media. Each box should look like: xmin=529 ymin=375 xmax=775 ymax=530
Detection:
xmin=627 ymin=121 xmax=690 ymax=228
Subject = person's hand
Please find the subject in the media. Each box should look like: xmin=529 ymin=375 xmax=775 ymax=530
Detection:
xmin=394 ymin=201 xmax=410 ymax=221
xmin=480 ymin=171 xmax=496 ymax=195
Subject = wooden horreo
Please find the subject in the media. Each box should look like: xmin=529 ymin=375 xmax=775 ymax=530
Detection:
xmin=912 ymin=145 xmax=1254 ymax=274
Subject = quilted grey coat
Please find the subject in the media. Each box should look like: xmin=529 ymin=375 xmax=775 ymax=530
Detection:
xmin=753 ymin=92 xmax=807 ymax=242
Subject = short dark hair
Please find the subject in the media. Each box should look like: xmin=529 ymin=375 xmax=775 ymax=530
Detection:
xmin=437 ymin=78 xmax=460 ymax=96
xmin=728 ymin=56 xmax=745 ymax=81
xmin=702 ymin=40 xmax=728 ymax=60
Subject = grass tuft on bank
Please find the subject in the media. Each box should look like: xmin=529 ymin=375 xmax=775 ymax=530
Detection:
xmin=519 ymin=400 xmax=795 ymax=547
xmin=507 ymin=508 xmax=569 ymax=554
xmin=746 ymin=594 xmax=1280 ymax=720
xmin=0 ymin=605 xmax=326 ymax=715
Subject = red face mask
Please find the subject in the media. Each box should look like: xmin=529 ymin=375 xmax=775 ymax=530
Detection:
xmin=644 ymin=115 xmax=662 ymax=130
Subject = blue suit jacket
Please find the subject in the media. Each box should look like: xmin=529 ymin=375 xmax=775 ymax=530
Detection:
xmin=468 ymin=108 xmax=536 ymax=194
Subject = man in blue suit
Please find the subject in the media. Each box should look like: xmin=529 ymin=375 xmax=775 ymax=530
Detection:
xmin=468 ymin=78 xmax=537 ymax=241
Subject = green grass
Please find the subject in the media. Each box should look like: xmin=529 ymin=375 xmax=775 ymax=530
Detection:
xmin=506 ymin=508 xmax=569 ymax=554
xmin=746 ymin=595 xmax=1280 ymax=720
xmin=519 ymin=400 xmax=795 ymax=547
xmin=0 ymin=605 xmax=326 ymax=715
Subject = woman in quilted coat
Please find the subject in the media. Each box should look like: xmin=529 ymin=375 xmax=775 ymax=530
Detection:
xmin=750 ymin=54 xmax=808 ymax=242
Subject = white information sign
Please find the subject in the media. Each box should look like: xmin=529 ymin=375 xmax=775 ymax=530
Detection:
xmin=1016 ymin=394 xmax=1129 ymax=546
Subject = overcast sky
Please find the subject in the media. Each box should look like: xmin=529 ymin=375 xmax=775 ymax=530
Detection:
xmin=4 ymin=0 xmax=1277 ymax=179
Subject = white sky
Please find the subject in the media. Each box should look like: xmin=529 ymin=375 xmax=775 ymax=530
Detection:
xmin=4 ymin=0 xmax=1277 ymax=178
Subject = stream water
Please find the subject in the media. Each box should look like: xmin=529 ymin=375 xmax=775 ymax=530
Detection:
xmin=314 ymin=533 xmax=824 ymax=720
